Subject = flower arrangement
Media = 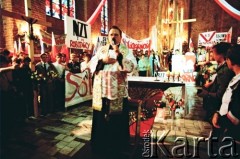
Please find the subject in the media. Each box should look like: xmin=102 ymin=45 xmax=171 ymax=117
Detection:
xmin=154 ymin=91 xmax=185 ymax=119
xmin=164 ymin=93 xmax=184 ymax=111
xmin=31 ymin=71 xmax=46 ymax=83
xmin=47 ymin=70 xmax=58 ymax=79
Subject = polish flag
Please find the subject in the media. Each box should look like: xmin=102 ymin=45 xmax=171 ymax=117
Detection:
xmin=225 ymin=27 xmax=232 ymax=43
xmin=24 ymin=33 xmax=29 ymax=56
xmin=189 ymin=38 xmax=194 ymax=50
xmin=13 ymin=41 xmax=18 ymax=56
xmin=39 ymin=31 xmax=45 ymax=54
xmin=40 ymin=39 xmax=45 ymax=54
xmin=51 ymin=32 xmax=58 ymax=62
xmin=18 ymin=38 xmax=23 ymax=53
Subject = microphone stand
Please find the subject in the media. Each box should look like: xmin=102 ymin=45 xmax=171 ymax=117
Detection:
xmin=152 ymin=53 xmax=155 ymax=77
xmin=155 ymin=68 xmax=160 ymax=81
xmin=153 ymin=53 xmax=160 ymax=81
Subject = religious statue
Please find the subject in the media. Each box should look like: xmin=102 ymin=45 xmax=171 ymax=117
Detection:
xmin=160 ymin=50 xmax=169 ymax=71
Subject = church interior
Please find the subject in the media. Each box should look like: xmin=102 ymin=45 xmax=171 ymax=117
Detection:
xmin=1 ymin=0 xmax=240 ymax=159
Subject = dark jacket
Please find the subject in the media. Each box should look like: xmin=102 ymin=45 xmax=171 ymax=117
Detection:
xmin=203 ymin=63 xmax=234 ymax=113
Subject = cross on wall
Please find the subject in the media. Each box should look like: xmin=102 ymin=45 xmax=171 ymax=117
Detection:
xmin=168 ymin=8 xmax=196 ymax=54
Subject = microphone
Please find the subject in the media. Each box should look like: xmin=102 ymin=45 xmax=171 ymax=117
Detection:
xmin=112 ymin=37 xmax=116 ymax=45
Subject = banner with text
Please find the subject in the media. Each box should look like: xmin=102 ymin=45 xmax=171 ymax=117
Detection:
xmin=198 ymin=31 xmax=216 ymax=47
xmin=122 ymin=33 xmax=151 ymax=50
xmin=65 ymin=69 xmax=92 ymax=108
xmin=64 ymin=16 xmax=91 ymax=50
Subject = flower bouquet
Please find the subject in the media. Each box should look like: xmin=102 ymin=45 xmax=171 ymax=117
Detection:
xmin=31 ymin=71 xmax=46 ymax=84
xmin=163 ymin=92 xmax=185 ymax=119
xmin=47 ymin=70 xmax=59 ymax=79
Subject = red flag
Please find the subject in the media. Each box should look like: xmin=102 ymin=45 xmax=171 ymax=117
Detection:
xmin=51 ymin=32 xmax=58 ymax=62
xmin=61 ymin=44 xmax=69 ymax=63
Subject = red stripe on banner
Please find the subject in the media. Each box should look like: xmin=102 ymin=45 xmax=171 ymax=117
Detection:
xmin=200 ymin=32 xmax=216 ymax=42
xmin=65 ymin=72 xmax=88 ymax=102
xmin=65 ymin=73 xmax=79 ymax=101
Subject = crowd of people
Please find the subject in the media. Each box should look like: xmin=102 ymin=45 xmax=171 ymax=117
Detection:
xmin=197 ymin=43 xmax=240 ymax=154
xmin=0 ymin=49 xmax=92 ymax=139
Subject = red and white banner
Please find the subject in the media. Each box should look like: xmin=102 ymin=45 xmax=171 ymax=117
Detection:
xmin=39 ymin=30 xmax=66 ymax=46
xmin=214 ymin=0 xmax=240 ymax=21
xmin=122 ymin=33 xmax=151 ymax=50
xmin=198 ymin=31 xmax=216 ymax=47
xmin=65 ymin=69 xmax=92 ymax=108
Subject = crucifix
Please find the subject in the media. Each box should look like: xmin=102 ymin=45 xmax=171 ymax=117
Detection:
xmin=22 ymin=0 xmax=52 ymax=65
xmin=169 ymin=8 xmax=196 ymax=54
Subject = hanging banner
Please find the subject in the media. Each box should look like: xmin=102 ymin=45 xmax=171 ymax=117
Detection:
xmin=198 ymin=31 xmax=216 ymax=47
xmin=216 ymin=32 xmax=228 ymax=43
xmin=39 ymin=30 xmax=66 ymax=46
xmin=64 ymin=16 xmax=91 ymax=50
xmin=65 ymin=69 xmax=92 ymax=108
xmin=39 ymin=30 xmax=52 ymax=45
xmin=122 ymin=33 xmax=150 ymax=50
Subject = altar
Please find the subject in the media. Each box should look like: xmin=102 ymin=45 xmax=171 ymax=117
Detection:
xmin=127 ymin=76 xmax=187 ymax=115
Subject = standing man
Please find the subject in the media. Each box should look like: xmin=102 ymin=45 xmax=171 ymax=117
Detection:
xmin=35 ymin=53 xmax=58 ymax=116
xmin=90 ymin=26 xmax=136 ymax=153
xmin=198 ymin=43 xmax=234 ymax=121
